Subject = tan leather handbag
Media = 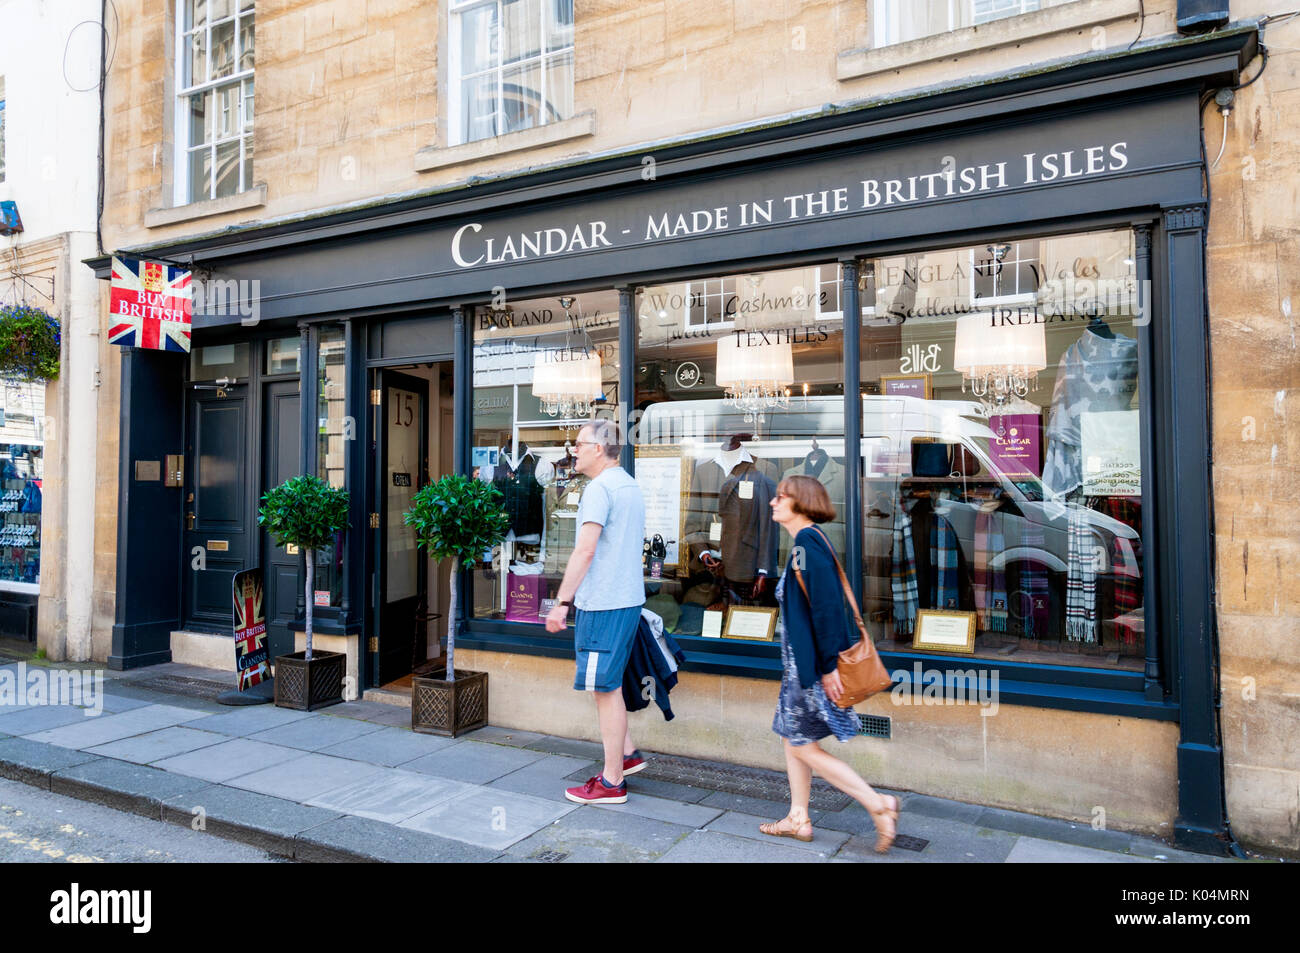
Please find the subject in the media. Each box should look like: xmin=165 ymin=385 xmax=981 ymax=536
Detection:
xmin=793 ymin=526 xmax=894 ymax=707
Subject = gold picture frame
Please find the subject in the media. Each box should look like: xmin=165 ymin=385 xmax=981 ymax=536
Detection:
xmin=912 ymin=609 xmax=977 ymax=654
xmin=881 ymin=373 xmax=933 ymax=400
xmin=724 ymin=605 xmax=779 ymax=641
xmin=633 ymin=444 xmax=690 ymax=575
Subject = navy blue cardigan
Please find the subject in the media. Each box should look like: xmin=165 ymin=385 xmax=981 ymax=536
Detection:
xmin=781 ymin=526 xmax=854 ymax=690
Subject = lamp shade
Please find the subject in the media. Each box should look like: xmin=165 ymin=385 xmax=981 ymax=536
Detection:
xmin=531 ymin=347 xmax=602 ymax=399
xmin=953 ymin=312 xmax=1047 ymax=374
xmin=715 ymin=334 xmax=794 ymax=389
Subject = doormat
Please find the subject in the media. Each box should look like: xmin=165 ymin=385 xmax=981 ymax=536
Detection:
xmin=570 ymin=752 xmax=853 ymax=812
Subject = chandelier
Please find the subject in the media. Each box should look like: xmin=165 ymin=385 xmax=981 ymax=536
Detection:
xmin=952 ymin=311 xmax=1047 ymax=406
xmin=531 ymin=298 xmax=603 ymax=421
xmin=715 ymin=333 xmax=794 ymax=423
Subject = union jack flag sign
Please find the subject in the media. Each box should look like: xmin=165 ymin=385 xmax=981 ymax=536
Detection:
xmin=109 ymin=256 xmax=192 ymax=352
xmin=233 ymin=569 xmax=271 ymax=691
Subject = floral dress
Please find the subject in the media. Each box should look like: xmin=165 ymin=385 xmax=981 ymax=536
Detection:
xmin=771 ymin=570 xmax=861 ymax=746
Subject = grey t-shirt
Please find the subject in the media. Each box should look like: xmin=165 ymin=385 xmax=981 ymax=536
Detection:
xmin=574 ymin=465 xmax=646 ymax=611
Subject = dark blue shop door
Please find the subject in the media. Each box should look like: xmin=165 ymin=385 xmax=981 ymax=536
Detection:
xmin=261 ymin=379 xmax=301 ymax=660
xmin=183 ymin=389 xmax=250 ymax=632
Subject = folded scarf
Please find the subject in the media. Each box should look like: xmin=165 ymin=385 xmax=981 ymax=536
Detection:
xmin=1088 ymin=498 xmax=1143 ymax=645
xmin=929 ymin=511 xmax=959 ymax=610
xmin=891 ymin=505 xmax=919 ymax=637
xmin=1018 ymin=525 xmax=1051 ymax=639
xmin=974 ymin=503 xmax=1008 ymax=633
xmin=1065 ymin=505 xmax=1097 ymax=643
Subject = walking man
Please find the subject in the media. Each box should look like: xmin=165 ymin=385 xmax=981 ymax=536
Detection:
xmin=544 ymin=419 xmax=647 ymax=804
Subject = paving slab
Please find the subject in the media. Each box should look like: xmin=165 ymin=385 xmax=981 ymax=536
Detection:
xmin=523 ymin=735 xmax=606 ymax=761
xmin=504 ymin=803 xmax=689 ymax=861
xmin=160 ymin=783 xmax=345 ymax=855
xmin=699 ymin=789 xmax=826 ymax=824
xmin=463 ymin=725 xmax=547 ymax=748
xmin=594 ymin=793 xmax=724 ymax=829
xmin=51 ymin=757 xmax=211 ymax=819
xmin=1125 ymin=836 xmax=1236 ymax=863
xmin=295 ymin=814 xmax=502 ymax=863
xmin=399 ymin=785 xmax=575 ymax=850
xmin=975 ymin=805 xmax=1135 ymax=853
xmin=183 ymin=705 xmax=313 ymax=736
xmin=85 ymin=726 xmax=231 ymax=765
xmin=225 ymin=752 xmax=385 ymax=802
xmin=703 ymin=810 xmax=850 ymax=855
xmin=0 ymin=737 xmax=103 ymax=787
xmin=899 ymin=792 xmax=988 ymax=825
xmin=832 ymin=815 xmax=1020 ymax=864
xmin=95 ymin=684 xmax=227 ymax=712
xmin=306 ymin=769 xmax=474 ymax=824
xmin=0 ymin=705 xmax=104 ymax=735
xmin=561 ymin=765 xmax=713 ymax=804
xmin=657 ymin=829 xmax=826 ymax=863
xmin=94 ymin=693 xmax=155 ymax=714
xmin=488 ymin=753 xmax=597 ymax=802
xmin=402 ymin=740 xmax=548 ymax=784
xmin=152 ymin=738 xmax=309 ymax=783
xmin=1004 ymin=836 xmax=1158 ymax=863
xmin=252 ymin=715 xmax=386 ymax=752
xmin=317 ymin=726 xmax=463 ymax=766
xmin=27 ymin=703 xmax=212 ymax=750
xmin=320 ymin=701 xmax=413 ymax=727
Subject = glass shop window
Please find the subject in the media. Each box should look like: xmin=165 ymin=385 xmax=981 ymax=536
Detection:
xmin=265 ymin=335 xmax=300 ymax=374
xmin=469 ymin=290 xmax=621 ymax=625
xmin=189 ymin=342 xmax=250 ymax=381
xmin=859 ymin=227 xmax=1145 ymax=670
xmin=0 ymin=378 xmax=47 ymax=588
xmin=634 ymin=263 xmax=846 ymax=643
xmin=314 ymin=327 xmax=347 ymax=607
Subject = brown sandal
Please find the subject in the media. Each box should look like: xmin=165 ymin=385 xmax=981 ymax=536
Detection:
xmin=870 ymin=795 xmax=900 ymax=854
xmin=758 ymin=814 xmax=814 ymax=843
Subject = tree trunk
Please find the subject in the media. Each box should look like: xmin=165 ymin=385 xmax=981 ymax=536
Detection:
xmin=446 ymin=556 xmax=458 ymax=682
xmin=304 ymin=548 xmax=314 ymax=662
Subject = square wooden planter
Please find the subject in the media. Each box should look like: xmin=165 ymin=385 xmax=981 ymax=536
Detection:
xmin=411 ymin=669 xmax=488 ymax=737
xmin=274 ymin=650 xmax=346 ymax=711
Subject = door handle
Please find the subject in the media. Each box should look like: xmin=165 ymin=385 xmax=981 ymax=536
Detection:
xmin=186 ymin=512 xmax=196 ymax=530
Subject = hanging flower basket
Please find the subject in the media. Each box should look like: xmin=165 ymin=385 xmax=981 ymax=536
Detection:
xmin=0 ymin=304 xmax=61 ymax=382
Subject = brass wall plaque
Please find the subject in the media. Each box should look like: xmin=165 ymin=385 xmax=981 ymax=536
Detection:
xmin=285 ymin=543 xmax=300 ymax=555
xmin=135 ymin=460 xmax=161 ymax=482
xmin=207 ymin=540 xmax=230 ymax=552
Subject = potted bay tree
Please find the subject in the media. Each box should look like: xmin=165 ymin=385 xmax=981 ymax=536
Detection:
xmin=404 ymin=474 xmax=508 ymax=736
xmin=258 ymin=474 xmax=351 ymax=711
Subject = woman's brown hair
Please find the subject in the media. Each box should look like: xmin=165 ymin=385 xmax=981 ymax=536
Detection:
xmin=777 ymin=475 xmax=836 ymax=523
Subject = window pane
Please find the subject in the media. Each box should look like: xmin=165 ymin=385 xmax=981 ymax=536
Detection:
xmin=214 ymin=83 xmax=240 ymax=139
xmin=546 ymin=0 xmax=574 ymax=51
xmin=265 ymin=337 xmax=300 ymax=375
xmin=241 ymin=135 xmax=253 ymax=192
xmin=461 ymin=3 xmax=498 ymax=75
xmin=190 ymin=342 xmax=250 ymax=381
xmin=212 ymin=18 xmax=235 ymax=78
xmin=211 ymin=0 xmax=234 ymax=21
xmin=461 ymin=73 xmax=499 ymax=142
xmin=860 ymin=228 xmax=1143 ymax=671
xmin=239 ymin=17 xmax=255 ymax=72
xmin=636 ymin=264 xmax=846 ymax=642
xmin=470 ymin=291 xmax=621 ymax=626
xmin=875 ymin=0 xmax=1065 ymax=47
xmin=189 ymin=146 xmax=212 ymax=201
xmin=187 ymin=0 xmax=207 ymax=33
xmin=316 ymin=327 xmax=347 ymax=608
xmin=188 ymin=91 xmax=209 ymax=146
xmin=186 ymin=29 xmax=207 ymax=86
xmin=214 ymin=139 xmax=239 ymax=198
xmin=0 ymin=443 xmax=44 ymax=585
xmin=242 ymin=78 xmax=254 ymax=132
xmin=501 ymin=0 xmax=542 ymax=64
xmin=543 ymin=50 xmax=573 ymax=123
xmin=500 ymin=61 xmax=542 ymax=135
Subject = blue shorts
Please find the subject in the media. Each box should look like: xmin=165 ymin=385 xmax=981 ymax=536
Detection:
xmin=573 ymin=606 xmax=641 ymax=693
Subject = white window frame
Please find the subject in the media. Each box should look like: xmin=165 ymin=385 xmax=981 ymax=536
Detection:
xmin=173 ymin=0 xmax=255 ymax=206
xmin=969 ymin=242 xmax=1040 ymax=307
xmin=682 ymin=277 xmax=737 ymax=332
xmin=873 ymin=0 xmax=1045 ymax=48
xmin=814 ymin=264 xmax=877 ymax=322
xmin=447 ymin=0 xmax=575 ymax=148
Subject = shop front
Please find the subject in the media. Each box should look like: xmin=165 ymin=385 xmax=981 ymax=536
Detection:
xmin=95 ymin=30 xmax=1255 ymax=851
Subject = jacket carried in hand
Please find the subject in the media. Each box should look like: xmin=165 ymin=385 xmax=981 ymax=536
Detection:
xmin=783 ymin=526 xmax=854 ymax=690
xmin=622 ymin=610 xmax=686 ymax=720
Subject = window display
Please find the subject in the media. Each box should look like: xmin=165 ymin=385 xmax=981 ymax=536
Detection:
xmin=0 ymin=443 xmax=41 ymax=585
xmin=315 ymin=327 xmax=346 ymax=606
xmin=470 ymin=290 xmax=621 ymax=623
xmin=860 ymin=226 xmax=1145 ymax=669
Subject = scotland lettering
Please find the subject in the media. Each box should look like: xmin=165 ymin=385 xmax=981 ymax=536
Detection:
xmin=450 ymin=141 xmax=1130 ymax=269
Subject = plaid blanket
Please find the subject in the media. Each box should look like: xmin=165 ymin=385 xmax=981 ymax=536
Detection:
xmin=1018 ymin=525 xmax=1051 ymax=639
xmin=929 ymin=512 xmax=960 ymax=610
xmin=1088 ymin=498 xmax=1143 ymax=645
xmin=891 ymin=505 xmax=919 ymax=637
xmin=1065 ymin=505 xmax=1097 ymax=643
xmin=974 ymin=503 xmax=1008 ymax=633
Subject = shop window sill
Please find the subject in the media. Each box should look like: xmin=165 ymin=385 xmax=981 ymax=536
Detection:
xmin=837 ymin=0 xmax=1138 ymax=83
xmin=415 ymin=112 xmax=597 ymax=174
xmin=144 ymin=185 xmax=268 ymax=229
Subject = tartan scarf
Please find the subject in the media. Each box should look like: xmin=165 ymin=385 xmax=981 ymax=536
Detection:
xmin=1018 ymin=525 xmax=1050 ymax=639
xmin=1065 ymin=505 xmax=1097 ymax=643
xmin=973 ymin=503 xmax=1008 ymax=633
xmin=891 ymin=504 xmax=919 ymax=637
xmin=929 ymin=511 xmax=960 ymax=610
xmin=1089 ymin=498 xmax=1143 ymax=644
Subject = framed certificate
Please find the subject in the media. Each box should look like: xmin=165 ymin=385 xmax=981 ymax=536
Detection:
xmin=912 ymin=609 xmax=977 ymax=654
xmin=880 ymin=373 xmax=932 ymax=400
xmin=724 ymin=606 xmax=778 ymax=642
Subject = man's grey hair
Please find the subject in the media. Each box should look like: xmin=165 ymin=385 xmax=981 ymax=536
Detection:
xmin=583 ymin=419 xmax=621 ymax=459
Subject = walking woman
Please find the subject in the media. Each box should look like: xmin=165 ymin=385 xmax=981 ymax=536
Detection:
xmin=761 ymin=474 xmax=899 ymax=852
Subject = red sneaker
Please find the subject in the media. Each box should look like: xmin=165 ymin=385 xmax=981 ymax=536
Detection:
xmin=564 ymin=775 xmax=628 ymax=805
xmin=623 ymin=750 xmax=647 ymax=776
